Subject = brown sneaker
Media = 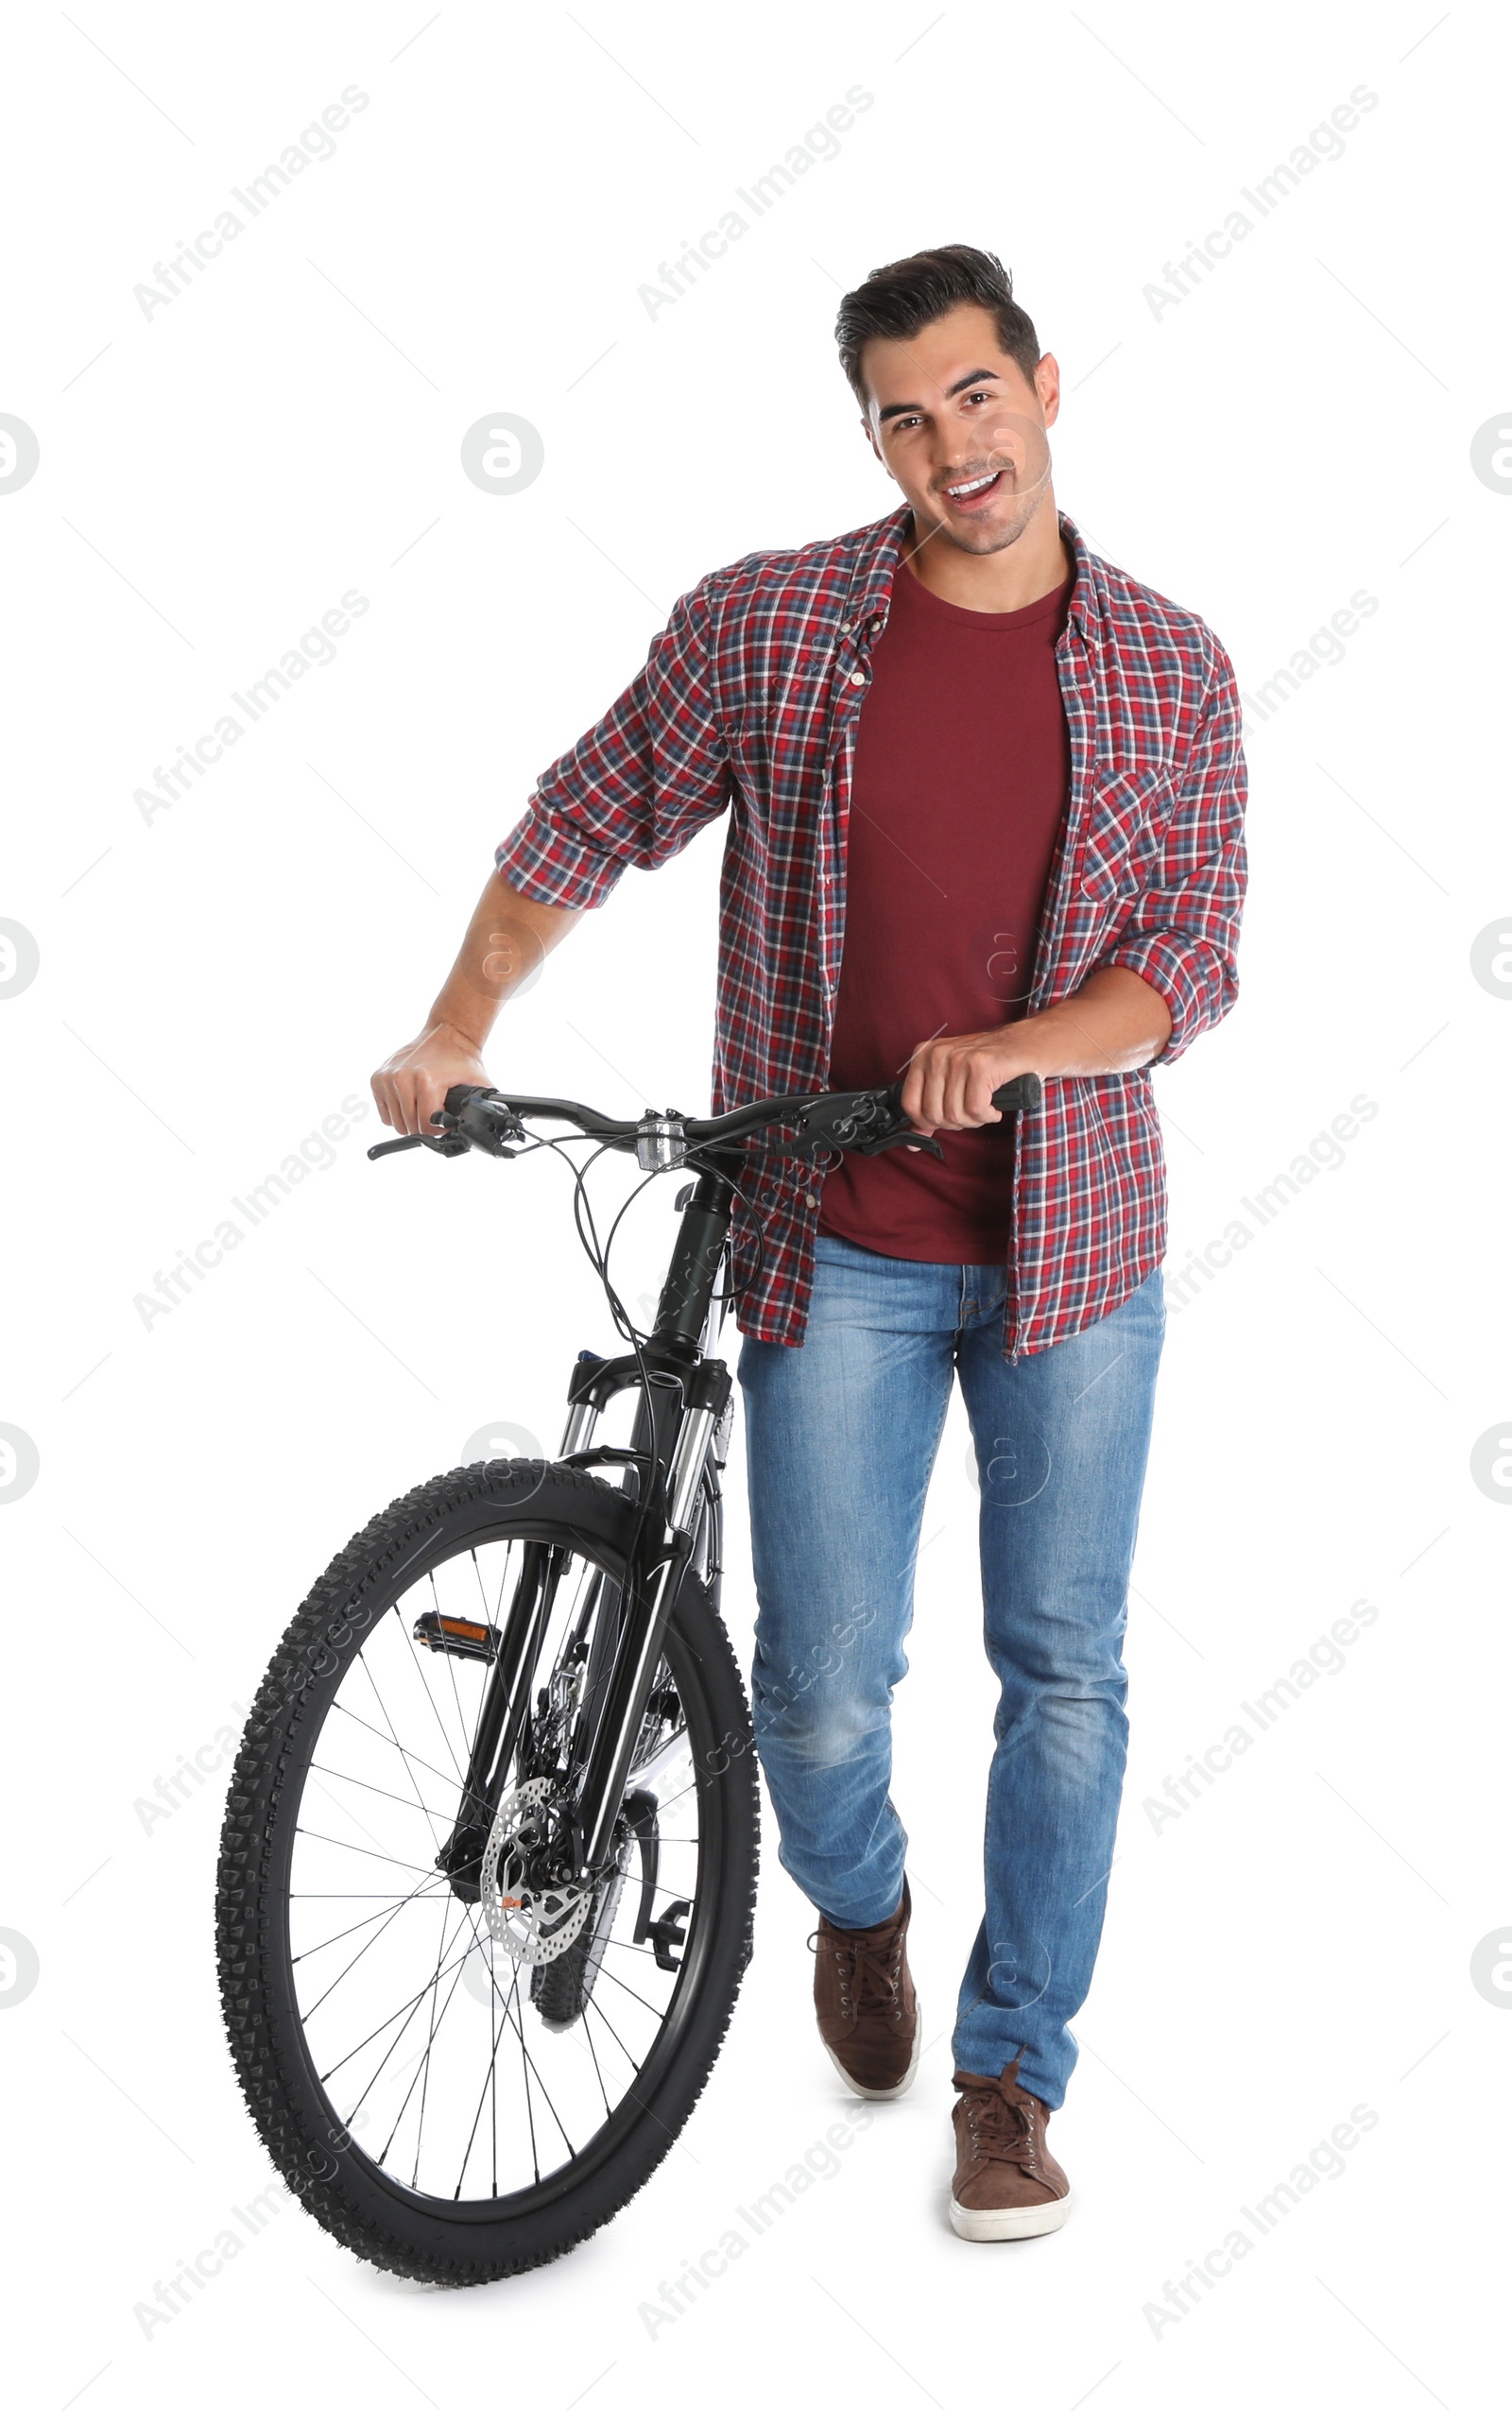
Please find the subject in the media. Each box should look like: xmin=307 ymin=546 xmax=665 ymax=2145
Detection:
xmin=950 ymin=2057 xmax=1071 ymax=2240
xmin=811 ymin=1880 xmax=921 ymax=2099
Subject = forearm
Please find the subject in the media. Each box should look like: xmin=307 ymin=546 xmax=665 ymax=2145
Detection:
xmin=429 ymin=869 xmax=584 ymax=1051
xmin=1014 ymin=966 xmax=1172 ymax=1078
xmin=372 ymin=868 xmax=585 ymax=1134
xmin=901 ymin=965 xmax=1173 ymax=1133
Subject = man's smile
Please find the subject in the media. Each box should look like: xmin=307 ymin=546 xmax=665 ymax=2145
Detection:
xmin=939 ymin=468 xmax=1007 ymax=511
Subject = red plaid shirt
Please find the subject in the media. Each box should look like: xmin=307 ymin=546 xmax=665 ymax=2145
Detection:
xmin=497 ymin=505 xmax=1246 ymax=1360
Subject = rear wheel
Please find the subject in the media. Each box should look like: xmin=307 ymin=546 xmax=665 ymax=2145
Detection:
xmin=215 ymin=1456 xmax=758 ymax=2284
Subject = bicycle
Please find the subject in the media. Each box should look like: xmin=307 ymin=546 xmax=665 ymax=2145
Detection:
xmin=215 ymin=1068 xmax=1042 ymax=2283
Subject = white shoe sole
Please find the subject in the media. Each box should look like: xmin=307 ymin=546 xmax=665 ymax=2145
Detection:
xmin=949 ymin=2191 xmax=1072 ymax=2242
xmin=824 ymin=2001 xmax=923 ymax=2101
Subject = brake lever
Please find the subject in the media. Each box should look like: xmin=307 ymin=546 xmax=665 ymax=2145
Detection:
xmin=858 ymin=1072 xmax=1041 ymax=1156
xmin=784 ymin=1088 xmax=945 ymax=1163
xmin=862 ymin=1125 xmax=945 ymax=1160
xmin=368 ymin=1130 xmax=470 ymax=1161
xmin=782 ymin=1072 xmax=1041 ymax=1165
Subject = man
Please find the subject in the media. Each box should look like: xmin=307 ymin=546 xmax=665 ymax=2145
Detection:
xmin=373 ymin=245 xmax=1246 ymax=2242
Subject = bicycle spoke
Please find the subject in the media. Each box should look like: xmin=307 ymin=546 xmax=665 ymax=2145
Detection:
xmin=340 ymin=1934 xmax=484 ymax=2165
xmin=647 ymin=1776 xmax=703 ymax=1818
xmin=591 ymin=1960 xmax=672 ymax=2022
xmin=455 ymin=1932 xmax=576 ymax=2189
xmin=359 ymin=1650 xmax=458 ymax=1828
xmin=589 ymin=1934 xmax=679 ymax=1961
xmin=307 ymin=1762 xmax=456 ymax=1829
xmin=582 ymin=1986 xmax=640 ymax=2072
xmin=295 ymin=1827 xmax=438 ymax=1879
xmin=578 ymin=2003 xmax=613 ymax=2121
xmin=292 ymin=1878 xmax=448 ymax=1963
xmin=301 ymin=1879 xmax=448 ymax=2024
xmin=327 ymin=1700 xmax=467 ymax=1797
xmin=322 ymin=1928 xmax=475 ymax=2087
xmin=448 ymin=1572 xmax=512 ymax=1802
xmin=434 ymin=1586 xmax=474 ymax=1760
xmin=393 ymin=1893 xmax=457 ymax=2179
xmin=472 ymin=1543 xmax=499 ymax=1630
xmin=490 ymin=1933 xmax=500 ymax=2196
xmin=397 ymin=1598 xmax=474 ymax=1797
xmin=514 ymin=1954 xmax=541 ymax=2185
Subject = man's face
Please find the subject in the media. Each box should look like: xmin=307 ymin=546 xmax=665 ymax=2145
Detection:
xmin=859 ymin=301 xmax=1060 ymax=558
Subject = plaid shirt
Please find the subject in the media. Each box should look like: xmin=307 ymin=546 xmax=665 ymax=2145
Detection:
xmin=497 ymin=505 xmax=1246 ymax=1360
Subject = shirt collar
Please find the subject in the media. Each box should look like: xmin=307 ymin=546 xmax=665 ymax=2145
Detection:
xmin=846 ymin=502 xmax=1102 ymax=648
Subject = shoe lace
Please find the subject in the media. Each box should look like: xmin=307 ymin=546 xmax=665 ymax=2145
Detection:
xmin=838 ymin=1936 xmax=904 ymax=2021
xmin=809 ymin=1921 xmax=905 ymax=2021
xmin=960 ymin=2082 xmax=1040 ymax=2173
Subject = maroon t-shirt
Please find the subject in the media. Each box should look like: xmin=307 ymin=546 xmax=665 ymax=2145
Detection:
xmin=817 ymin=558 xmax=1074 ymax=1263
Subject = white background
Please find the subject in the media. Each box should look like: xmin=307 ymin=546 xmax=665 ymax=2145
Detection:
xmin=3 ymin=1 xmax=1507 ymax=2415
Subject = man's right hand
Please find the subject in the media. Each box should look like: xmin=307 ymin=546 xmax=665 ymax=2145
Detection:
xmin=371 ymin=1022 xmax=491 ymax=1137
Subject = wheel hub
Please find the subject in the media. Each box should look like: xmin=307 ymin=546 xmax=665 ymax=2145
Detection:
xmin=480 ymin=1776 xmax=593 ymax=1967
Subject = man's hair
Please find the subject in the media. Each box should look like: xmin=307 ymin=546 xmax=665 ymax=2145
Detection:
xmin=834 ymin=244 xmax=1040 ymax=404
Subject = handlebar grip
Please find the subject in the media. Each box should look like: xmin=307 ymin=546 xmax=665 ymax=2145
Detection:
xmin=990 ymin=1073 xmax=1043 ymax=1115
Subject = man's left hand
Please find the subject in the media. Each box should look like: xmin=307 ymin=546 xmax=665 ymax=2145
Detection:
xmin=899 ymin=1028 xmax=1038 ymax=1136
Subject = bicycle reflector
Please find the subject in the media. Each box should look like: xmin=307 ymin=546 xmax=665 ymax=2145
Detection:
xmin=413 ymin=1613 xmax=501 ymax=1664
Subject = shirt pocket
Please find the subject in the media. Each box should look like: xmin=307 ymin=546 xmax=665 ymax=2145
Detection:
xmin=1078 ymin=761 xmax=1177 ymax=903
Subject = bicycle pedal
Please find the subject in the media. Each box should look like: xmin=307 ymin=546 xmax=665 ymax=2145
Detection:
xmin=413 ymin=1613 xmax=501 ymax=1664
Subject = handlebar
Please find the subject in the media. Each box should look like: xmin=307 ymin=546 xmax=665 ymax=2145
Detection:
xmin=368 ymin=1072 xmax=1043 ymax=1167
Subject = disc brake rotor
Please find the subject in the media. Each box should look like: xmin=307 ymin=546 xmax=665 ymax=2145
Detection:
xmin=481 ymin=1775 xmax=593 ymax=1967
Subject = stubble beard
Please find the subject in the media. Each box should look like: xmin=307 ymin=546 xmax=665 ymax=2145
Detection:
xmin=928 ymin=452 xmax=1054 ymax=559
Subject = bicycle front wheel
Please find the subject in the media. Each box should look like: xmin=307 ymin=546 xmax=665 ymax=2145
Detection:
xmin=215 ymin=1456 xmax=759 ymax=2284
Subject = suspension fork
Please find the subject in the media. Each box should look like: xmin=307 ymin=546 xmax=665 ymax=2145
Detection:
xmin=434 ymin=1393 xmax=662 ymax=1886
xmin=442 ymin=1161 xmax=736 ymax=1883
xmin=436 ymin=1351 xmax=665 ymax=1880
xmin=572 ymin=1162 xmax=737 ymax=1870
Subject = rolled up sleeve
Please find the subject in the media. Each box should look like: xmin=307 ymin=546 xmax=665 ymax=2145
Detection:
xmin=495 ymin=582 xmax=731 ymax=911
xmin=1095 ymin=630 xmax=1248 ymax=1065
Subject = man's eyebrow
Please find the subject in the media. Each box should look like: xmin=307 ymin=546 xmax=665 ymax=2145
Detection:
xmin=875 ymin=369 xmax=1003 ymax=424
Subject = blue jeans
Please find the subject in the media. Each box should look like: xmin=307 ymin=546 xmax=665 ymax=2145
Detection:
xmin=737 ymin=1232 xmax=1165 ymax=2108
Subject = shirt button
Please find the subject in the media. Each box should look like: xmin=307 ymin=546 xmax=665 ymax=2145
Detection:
xmin=849 ymin=670 xmax=867 ymax=686
xmin=840 ymin=621 xmax=853 ymax=633
xmin=805 ymin=1194 xmax=817 ymax=1208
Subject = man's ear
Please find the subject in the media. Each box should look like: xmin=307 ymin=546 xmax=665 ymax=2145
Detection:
xmin=1035 ymin=352 xmax=1062 ymax=430
xmin=861 ymin=413 xmax=885 ymax=469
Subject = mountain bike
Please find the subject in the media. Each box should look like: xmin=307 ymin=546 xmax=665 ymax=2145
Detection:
xmin=215 ymin=1068 xmax=1042 ymax=2283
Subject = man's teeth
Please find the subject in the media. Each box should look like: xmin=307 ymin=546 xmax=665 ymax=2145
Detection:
xmin=946 ymin=473 xmax=997 ymax=498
